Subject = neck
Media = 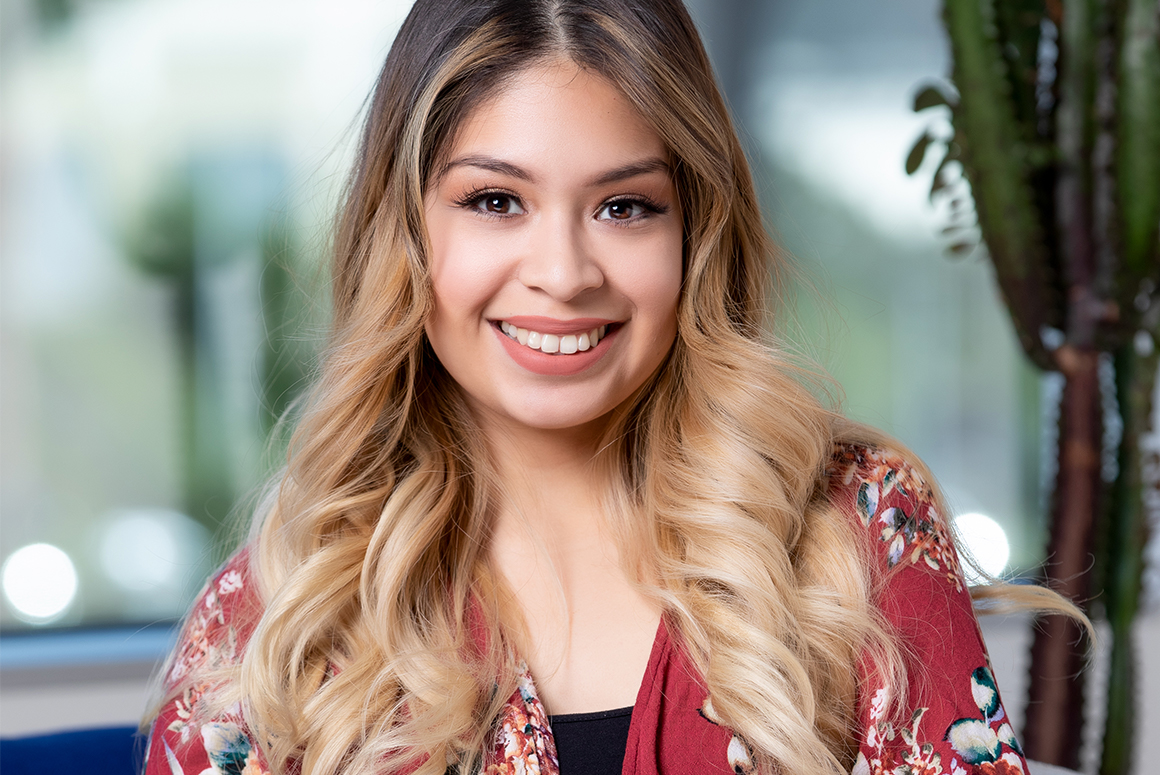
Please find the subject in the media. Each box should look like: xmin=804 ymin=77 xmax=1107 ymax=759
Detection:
xmin=475 ymin=408 xmax=663 ymax=715
xmin=483 ymin=415 xmax=612 ymax=544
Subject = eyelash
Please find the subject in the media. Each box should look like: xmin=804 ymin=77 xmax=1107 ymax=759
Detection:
xmin=453 ymin=188 xmax=669 ymax=223
xmin=453 ymin=188 xmax=520 ymax=217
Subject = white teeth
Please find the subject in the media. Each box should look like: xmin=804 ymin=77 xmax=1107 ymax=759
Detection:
xmin=499 ymin=322 xmax=609 ymax=354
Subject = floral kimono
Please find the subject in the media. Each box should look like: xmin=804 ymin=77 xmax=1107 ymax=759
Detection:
xmin=144 ymin=444 xmax=1029 ymax=775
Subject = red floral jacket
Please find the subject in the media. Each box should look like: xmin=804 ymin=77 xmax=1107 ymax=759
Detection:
xmin=144 ymin=444 xmax=1028 ymax=775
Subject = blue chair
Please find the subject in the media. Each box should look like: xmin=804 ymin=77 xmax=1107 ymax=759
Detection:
xmin=0 ymin=725 xmax=142 ymax=775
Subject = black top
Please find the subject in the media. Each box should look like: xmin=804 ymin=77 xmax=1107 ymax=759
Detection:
xmin=548 ymin=705 xmax=634 ymax=775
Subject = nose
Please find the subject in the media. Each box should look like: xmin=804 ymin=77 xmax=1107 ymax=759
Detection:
xmin=517 ymin=213 xmax=604 ymax=301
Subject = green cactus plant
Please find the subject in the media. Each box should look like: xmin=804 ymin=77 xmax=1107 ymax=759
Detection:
xmin=906 ymin=0 xmax=1160 ymax=771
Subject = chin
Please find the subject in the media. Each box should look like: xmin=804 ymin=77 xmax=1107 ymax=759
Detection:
xmin=507 ymin=409 xmax=611 ymax=433
xmin=496 ymin=394 xmax=620 ymax=433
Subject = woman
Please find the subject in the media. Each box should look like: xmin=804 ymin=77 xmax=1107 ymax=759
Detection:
xmin=143 ymin=1 xmax=1082 ymax=774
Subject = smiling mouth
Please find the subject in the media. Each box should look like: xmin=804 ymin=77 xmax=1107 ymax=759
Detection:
xmin=497 ymin=321 xmax=612 ymax=354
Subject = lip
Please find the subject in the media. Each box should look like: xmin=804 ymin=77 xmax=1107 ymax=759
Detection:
xmin=492 ymin=316 xmax=620 ymax=335
xmin=492 ymin=320 xmax=620 ymax=376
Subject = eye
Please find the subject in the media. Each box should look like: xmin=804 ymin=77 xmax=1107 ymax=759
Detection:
xmin=462 ymin=191 xmax=524 ymax=216
xmin=597 ymin=197 xmax=666 ymax=223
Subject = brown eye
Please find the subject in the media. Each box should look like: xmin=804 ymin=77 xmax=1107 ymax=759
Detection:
xmin=598 ymin=199 xmax=649 ymax=222
xmin=485 ymin=195 xmax=509 ymax=213
xmin=471 ymin=193 xmax=524 ymax=215
xmin=606 ymin=202 xmax=634 ymax=219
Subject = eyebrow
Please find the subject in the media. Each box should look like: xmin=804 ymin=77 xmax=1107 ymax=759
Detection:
xmin=438 ymin=155 xmax=671 ymax=187
xmin=591 ymin=158 xmax=671 ymax=186
xmin=440 ymin=155 xmax=532 ymax=182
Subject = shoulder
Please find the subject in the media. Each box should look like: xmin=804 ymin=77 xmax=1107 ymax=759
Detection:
xmin=823 ymin=441 xmax=966 ymax=592
xmin=164 ymin=544 xmax=263 ymax=691
xmin=827 ymin=445 xmax=1030 ymax=775
xmin=145 ymin=544 xmax=271 ymax=774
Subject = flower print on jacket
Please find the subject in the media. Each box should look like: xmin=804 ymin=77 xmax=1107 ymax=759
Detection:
xmin=202 ymin=721 xmax=268 ymax=775
xmin=145 ymin=550 xmax=270 ymax=775
xmin=163 ymin=572 xmax=243 ymax=744
xmin=699 ymin=697 xmax=756 ymax=775
xmin=852 ymin=667 xmax=1028 ymax=775
xmin=853 ymin=705 xmax=949 ymax=775
xmin=485 ymin=661 xmax=560 ymax=775
xmin=829 ymin=443 xmax=965 ymax=591
xmin=944 ymin=667 xmax=1025 ymax=775
xmin=159 ymin=720 xmax=270 ymax=775
xmin=836 ymin=445 xmax=1029 ymax=775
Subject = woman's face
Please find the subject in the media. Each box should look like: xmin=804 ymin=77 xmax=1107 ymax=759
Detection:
xmin=423 ymin=61 xmax=683 ymax=435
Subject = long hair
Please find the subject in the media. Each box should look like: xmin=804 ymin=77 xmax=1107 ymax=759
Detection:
xmin=161 ymin=2 xmax=1078 ymax=774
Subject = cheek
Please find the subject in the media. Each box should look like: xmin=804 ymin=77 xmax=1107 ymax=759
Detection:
xmin=426 ymin=223 xmax=507 ymax=323
xmin=619 ymin=234 xmax=683 ymax=333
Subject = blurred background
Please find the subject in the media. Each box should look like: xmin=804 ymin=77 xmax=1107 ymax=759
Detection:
xmin=1 ymin=0 xmax=1156 ymax=769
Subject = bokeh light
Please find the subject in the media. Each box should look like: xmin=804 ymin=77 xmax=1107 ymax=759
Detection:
xmin=2 ymin=543 xmax=79 ymax=623
xmin=953 ymin=512 xmax=1011 ymax=584
xmin=100 ymin=509 xmax=209 ymax=593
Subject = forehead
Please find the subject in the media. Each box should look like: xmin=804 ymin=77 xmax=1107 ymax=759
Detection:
xmin=439 ymin=60 xmax=668 ymax=181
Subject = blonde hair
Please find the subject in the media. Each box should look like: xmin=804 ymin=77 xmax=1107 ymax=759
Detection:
xmin=154 ymin=1 xmax=1085 ymax=774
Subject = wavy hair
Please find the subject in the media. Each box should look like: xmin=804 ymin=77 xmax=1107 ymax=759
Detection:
xmin=157 ymin=1 xmax=1084 ymax=774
